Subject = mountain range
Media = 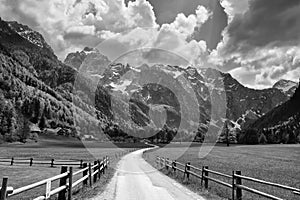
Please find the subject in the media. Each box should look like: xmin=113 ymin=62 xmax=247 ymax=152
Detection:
xmin=0 ymin=18 xmax=299 ymax=144
xmin=64 ymin=47 xmax=295 ymax=143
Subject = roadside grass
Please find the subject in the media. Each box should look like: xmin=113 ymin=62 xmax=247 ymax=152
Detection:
xmin=0 ymin=137 xmax=148 ymax=200
xmin=144 ymin=144 xmax=300 ymax=200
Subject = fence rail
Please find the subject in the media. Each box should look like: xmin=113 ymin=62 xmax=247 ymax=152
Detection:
xmin=0 ymin=156 xmax=109 ymax=200
xmin=156 ymin=156 xmax=300 ymax=200
xmin=0 ymin=158 xmax=84 ymax=168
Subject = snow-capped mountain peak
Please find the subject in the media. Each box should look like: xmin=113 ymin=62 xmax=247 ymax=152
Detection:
xmin=273 ymin=79 xmax=298 ymax=96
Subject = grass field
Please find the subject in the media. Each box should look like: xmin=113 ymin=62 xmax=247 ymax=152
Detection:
xmin=144 ymin=143 xmax=300 ymax=200
xmin=0 ymin=136 xmax=148 ymax=200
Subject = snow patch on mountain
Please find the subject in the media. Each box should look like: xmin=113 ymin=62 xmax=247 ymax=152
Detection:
xmin=110 ymin=80 xmax=132 ymax=94
xmin=273 ymin=79 xmax=298 ymax=93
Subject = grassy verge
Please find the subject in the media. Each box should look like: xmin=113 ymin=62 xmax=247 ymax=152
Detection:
xmin=144 ymin=144 xmax=300 ymax=200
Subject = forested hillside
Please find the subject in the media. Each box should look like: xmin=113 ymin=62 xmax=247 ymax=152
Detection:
xmin=0 ymin=18 xmax=104 ymax=143
xmin=247 ymin=84 xmax=300 ymax=144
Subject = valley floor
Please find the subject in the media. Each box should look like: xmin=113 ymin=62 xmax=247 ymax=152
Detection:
xmin=144 ymin=144 xmax=300 ymax=200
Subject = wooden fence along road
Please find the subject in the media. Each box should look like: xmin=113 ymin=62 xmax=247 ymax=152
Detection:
xmin=0 ymin=149 xmax=138 ymax=200
xmin=156 ymin=157 xmax=300 ymax=200
xmin=0 ymin=156 xmax=109 ymax=200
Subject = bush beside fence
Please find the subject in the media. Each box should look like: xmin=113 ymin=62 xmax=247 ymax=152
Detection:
xmin=156 ymin=156 xmax=300 ymax=200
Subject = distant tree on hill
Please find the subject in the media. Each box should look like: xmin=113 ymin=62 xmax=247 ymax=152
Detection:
xmin=288 ymin=131 xmax=297 ymax=144
xmin=239 ymin=129 xmax=259 ymax=145
xmin=258 ymin=132 xmax=267 ymax=144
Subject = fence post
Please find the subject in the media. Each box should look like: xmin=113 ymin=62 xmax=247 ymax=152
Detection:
xmin=10 ymin=158 xmax=14 ymax=166
xmin=166 ymin=158 xmax=169 ymax=170
xmin=204 ymin=166 xmax=209 ymax=189
xmin=80 ymin=160 xmax=83 ymax=169
xmin=185 ymin=163 xmax=191 ymax=181
xmin=103 ymin=157 xmax=106 ymax=174
xmin=88 ymin=163 xmax=92 ymax=187
xmin=0 ymin=177 xmax=8 ymax=200
xmin=173 ymin=161 xmax=176 ymax=173
xmin=97 ymin=160 xmax=101 ymax=179
xmin=100 ymin=160 xmax=104 ymax=175
xmin=236 ymin=171 xmax=242 ymax=200
xmin=30 ymin=158 xmax=33 ymax=167
xmin=201 ymin=166 xmax=204 ymax=186
xmin=58 ymin=166 xmax=68 ymax=200
xmin=83 ymin=163 xmax=88 ymax=186
xmin=51 ymin=159 xmax=55 ymax=168
xmin=93 ymin=161 xmax=98 ymax=183
xmin=68 ymin=167 xmax=73 ymax=200
xmin=232 ymin=171 xmax=235 ymax=200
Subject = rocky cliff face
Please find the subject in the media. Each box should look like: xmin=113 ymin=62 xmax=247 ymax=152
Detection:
xmin=251 ymin=84 xmax=300 ymax=129
xmin=64 ymin=47 xmax=111 ymax=74
xmin=273 ymin=79 xmax=298 ymax=97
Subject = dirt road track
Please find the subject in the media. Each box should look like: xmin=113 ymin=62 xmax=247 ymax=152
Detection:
xmin=89 ymin=148 xmax=206 ymax=200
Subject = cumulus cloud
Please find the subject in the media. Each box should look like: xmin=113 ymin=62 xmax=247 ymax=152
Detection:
xmin=95 ymin=4 xmax=211 ymax=67
xmin=210 ymin=0 xmax=300 ymax=88
xmin=0 ymin=0 xmax=158 ymax=59
xmin=220 ymin=0 xmax=249 ymax=22
xmin=224 ymin=0 xmax=300 ymax=54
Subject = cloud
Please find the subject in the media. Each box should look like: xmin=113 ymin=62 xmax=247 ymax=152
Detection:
xmin=160 ymin=5 xmax=211 ymax=39
xmin=220 ymin=0 xmax=249 ymax=22
xmin=0 ymin=0 xmax=158 ymax=59
xmin=95 ymin=4 xmax=211 ymax=67
xmin=0 ymin=0 xmax=210 ymax=66
xmin=224 ymin=0 xmax=300 ymax=54
xmin=1 ymin=0 xmax=299 ymax=89
xmin=208 ymin=0 xmax=300 ymax=88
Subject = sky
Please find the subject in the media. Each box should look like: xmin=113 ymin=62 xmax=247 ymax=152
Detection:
xmin=0 ymin=0 xmax=299 ymax=89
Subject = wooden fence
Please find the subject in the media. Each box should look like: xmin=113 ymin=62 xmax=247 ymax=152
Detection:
xmin=0 ymin=156 xmax=109 ymax=200
xmin=0 ymin=158 xmax=84 ymax=168
xmin=156 ymin=156 xmax=300 ymax=200
xmin=0 ymin=148 xmax=139 ymax=200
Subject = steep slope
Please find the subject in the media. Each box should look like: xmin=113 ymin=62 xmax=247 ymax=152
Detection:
xmin=193 ymin=68 xmax=288 ymax=127
xmin=0 ymin=19 xmax=75 ymax=88
xmin=7 ymin=21 xmax=54 ymax=53
xmin=251 ymin=85 xmax=300 ymax=129
xmin=273 ymin=79 xmax=298 ymax=97
xmin=249 ymin=85 xmax=300 ymax=143
xmin=64 ymin=47 xmax=111 ymax=74
xmin=0 ymin=19 xmax=105 ymax=142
